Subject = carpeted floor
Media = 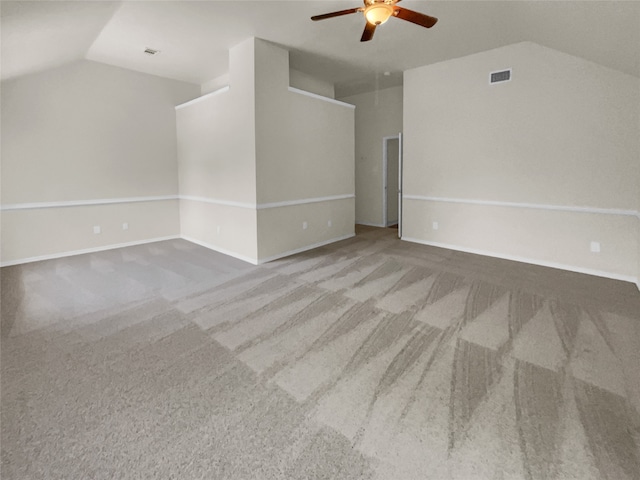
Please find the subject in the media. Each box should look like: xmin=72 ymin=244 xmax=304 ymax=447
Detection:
xmin=2 ymin=226 xmax=640 ymax=479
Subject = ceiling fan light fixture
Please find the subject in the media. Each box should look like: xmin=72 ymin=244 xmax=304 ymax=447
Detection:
xmin=364 ymin=3 xmax=393 ymax=25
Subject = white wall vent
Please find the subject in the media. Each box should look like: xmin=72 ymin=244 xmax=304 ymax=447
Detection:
xmin=144 ymin=48 xmax=160 ymax=56
xmin=489 ymin=69 xmax=511 ymax=85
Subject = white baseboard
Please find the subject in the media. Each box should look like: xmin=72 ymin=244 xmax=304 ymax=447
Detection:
xmin=401 ymin=236 xmax=639 ymax=286
xmin=180 ymin=236 xmax=259 ymax=265
xmin=1 ymin=233 xmax=356 ymax=269
xmin=181 ymin=233 xmax=355 ymax=265
xmin=0 ymin=235 xmax=180 ymax=267
xmin=356 ymin=222 xmax=385 ymax=228
xmin=5 ymin=232 xmax=637 ymax=292
xmin=257 ymin=233 xmax=355 ymax=264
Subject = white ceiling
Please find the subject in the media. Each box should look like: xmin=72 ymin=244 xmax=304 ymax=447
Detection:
xmin=2 ymin=1 xmax=639 ymax=97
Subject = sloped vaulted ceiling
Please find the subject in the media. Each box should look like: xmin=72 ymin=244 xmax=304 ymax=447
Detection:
xmin=2 ymin=1 xmax=639 ymax=97
xmin=0 ymin=1 xmax=121 ymax=81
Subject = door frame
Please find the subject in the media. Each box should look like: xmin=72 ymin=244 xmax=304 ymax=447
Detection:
xmin=382 ymin=134 xmax=402 ymax=235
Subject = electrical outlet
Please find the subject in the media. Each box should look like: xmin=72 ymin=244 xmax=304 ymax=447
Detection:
xmin=217 ymin=225 xmax=221 ymax=235
xmin=93 ymin=226 xmax=101 ymax=234
xmin=432 ymin=221 xmax=439 ymax=230
xmin=328 ymin=220 xmax=332 ymax=227
xmin=122 ymin=222 xmax=129 ymax=231
xmin=590 ymin=241 xmax=601 ymax=253
xmin=302 ymin=221 xmax=308 ymax=230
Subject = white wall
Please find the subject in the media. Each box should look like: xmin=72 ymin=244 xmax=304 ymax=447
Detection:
xmin=1 ymin=60 xmax=199 ymax=264
xmin=338 ymin=86 xmax=403 ymax=227
xmin=403 ymin=42 xmax=640 ymax=283
xmin=2 ymin=39 xmax=352 ymax=266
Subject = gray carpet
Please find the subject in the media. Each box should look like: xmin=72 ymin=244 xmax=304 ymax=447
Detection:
xmin=2 ymin=226 xmax=640 ymax=479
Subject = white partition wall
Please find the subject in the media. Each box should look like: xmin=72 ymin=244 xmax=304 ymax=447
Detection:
xmin=403 ymin=42 xmax=640 ymax=283
xmin=253 ymin=40 xmax=355 ymax=261
xmin=176 ymin=38 xmax=355 ymax=264
xmin=176 ymin=38 xmax=259 ymax=262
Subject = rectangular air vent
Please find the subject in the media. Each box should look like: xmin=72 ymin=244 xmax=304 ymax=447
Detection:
xmin=144 ymin=48 xmax=160 ymax=56
xmin=490 ymin=69 xmax=511 ymax=84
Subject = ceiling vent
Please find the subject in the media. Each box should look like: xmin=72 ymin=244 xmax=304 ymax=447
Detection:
xmin=490 ymin=68 xmax=511 ymax=84
xmin=143 ymin=48 xmax=160 ymax=56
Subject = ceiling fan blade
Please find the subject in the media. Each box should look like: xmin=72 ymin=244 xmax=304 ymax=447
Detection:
xmin=393 ymin=7 xmax=438 ymax=28
xmin=311 ymin=8 xmax=361 ymax=21
xmin=361 ymin=22 xmax=377 ymax=42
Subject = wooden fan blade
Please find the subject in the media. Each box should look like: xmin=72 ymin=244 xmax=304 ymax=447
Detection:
xmin=393 ymin=7 xmax=438 ymax=28
xmin=361 ymin=22 xmax=377 ymax=42
xmin=311 ymin=8 xmax=361 ymax=21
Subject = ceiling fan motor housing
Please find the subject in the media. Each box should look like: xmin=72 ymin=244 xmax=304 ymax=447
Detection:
xmin=311 ymin=0 xmax=436 ymax=42
xmin=365 ymin=3 xmax=395 ymax=25
xmin=364 ymin=0 xmax=397 ymax=5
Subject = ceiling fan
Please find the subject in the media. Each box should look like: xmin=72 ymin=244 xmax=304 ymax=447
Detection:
xmin=311 ymin=0 xmax=438 ymax=42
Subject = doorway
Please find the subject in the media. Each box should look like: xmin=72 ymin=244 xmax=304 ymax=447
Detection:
xmin=383 ymin=134 xmax=402 ymax=237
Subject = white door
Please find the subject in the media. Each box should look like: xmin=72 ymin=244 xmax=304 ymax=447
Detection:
xmin=397 ymin=132 xmax=403 ymax=239
xmin=386 ymin=138 xmax=400 ymax=226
